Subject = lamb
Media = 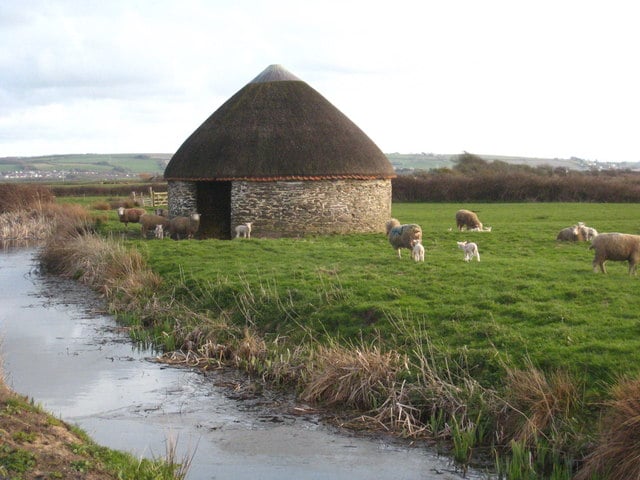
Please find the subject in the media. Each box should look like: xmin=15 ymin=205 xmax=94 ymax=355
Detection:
xmin=469 ymin=225 xmax=492 ymax=232
xmin=117 ymin=207 xmax=146 ymax=228
xmin=455 ymin=209 xmax=483 ymax=231
xmin=385 ymin=218 xmax=422 ymax=258
xmin=590 ymin=233 xmax=640 ymax=274
xmin=139 ymin=213 xmax=170 ymax=239
xmin=411 ymin=239 xmax=425 ymax=262
xmin=235 ymin=222 xmax=252 ymax=239
xmin=169 ymin=212 xmax=201 ymax=240
xmin=556 ymin=225 xmax=582 ymax=241
xmin=457 ymin=241 xmax=480 ymax=262
xmin=577 ymin=222 xmax=598 ymax=241
xmin=154 ymin=224 xmax=165 ymax=239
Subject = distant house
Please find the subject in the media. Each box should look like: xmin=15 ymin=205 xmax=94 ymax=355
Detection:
xmin=164 ymin=64 xmax=395 ymax=239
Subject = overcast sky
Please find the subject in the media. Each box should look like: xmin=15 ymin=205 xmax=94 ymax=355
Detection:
xmin=1 ymin=0 xmax=638 ymax=162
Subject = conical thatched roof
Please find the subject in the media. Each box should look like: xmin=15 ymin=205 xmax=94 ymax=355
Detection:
xmin=164 ymin=65 xmax=395 ymax=181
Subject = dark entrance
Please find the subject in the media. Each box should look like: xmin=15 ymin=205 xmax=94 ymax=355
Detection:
xmin=196 ymin=181 xmax=231 ymax=239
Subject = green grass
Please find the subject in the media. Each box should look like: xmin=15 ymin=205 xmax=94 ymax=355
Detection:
xmin=128 ymin=202 xmax=640 ymax=398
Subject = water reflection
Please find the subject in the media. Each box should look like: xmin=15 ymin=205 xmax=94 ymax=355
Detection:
xmin=0 ymin=248 xmax=480 ymax=480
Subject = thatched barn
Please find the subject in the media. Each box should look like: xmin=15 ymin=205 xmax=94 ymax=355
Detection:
xmin=164 ymin=64 xmax=395 ymax=239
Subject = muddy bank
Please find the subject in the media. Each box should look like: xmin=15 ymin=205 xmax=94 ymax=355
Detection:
xmin=0 ymin=247 xmax=481 ymax=479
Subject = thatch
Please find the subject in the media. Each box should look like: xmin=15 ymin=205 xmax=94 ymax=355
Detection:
xmin=164 ymin=65 xmax=395 ymax=181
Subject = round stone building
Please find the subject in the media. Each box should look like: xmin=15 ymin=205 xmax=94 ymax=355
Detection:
xmin=164 ymin=64 xmax=396 ymax=239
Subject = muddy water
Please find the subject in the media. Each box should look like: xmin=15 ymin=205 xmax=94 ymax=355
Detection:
xmin=0 ymin=247 xmax=480 ymax=480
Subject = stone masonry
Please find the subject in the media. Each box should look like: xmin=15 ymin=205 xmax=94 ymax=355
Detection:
xmin=230 ymin=179 xmax=392 ymax=238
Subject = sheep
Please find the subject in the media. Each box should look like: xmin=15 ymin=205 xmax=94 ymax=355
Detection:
xmin=235 ymin=222 xmax=252 ymax=239
xmin=385 ymin=218 xmax=422 ymax=258
xmin=117 ymin=207 xmax=146 ymax=228
xmin=584 ymin=227 xmax=598 ymax=241
xmin=469 ymin=225 xmax=492 ymax=232
xmin=154 ymin=224 xmax=164 ymax=239
xmin=556 ymin=225 xmax=582 ymax=241
xmin=577 ymin=222 xmax=598 ymax=241
xmin=169 ymin=212 xmax=201 ymax=240
xmin=410 ymin=239 xmax=425 ymax=262
xmin=590 ymin=233 xmax=640 ymax=274
xmin=457 ymin=241 xmax=480 ymax=262
xmin=139 ymin=213 xmax=170 ymax=239
xmin=154 ymin=208 xmax=168 ymax=217
xmin=455 ymin=209 xmax=483 ymax=231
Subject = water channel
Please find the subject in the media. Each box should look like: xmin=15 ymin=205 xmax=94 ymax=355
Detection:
xmin=0 ymin=246 xmax=482 ymax=479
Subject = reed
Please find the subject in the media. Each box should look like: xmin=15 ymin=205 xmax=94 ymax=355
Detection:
xmin=574 ymin=375 xmax=640 ymax=480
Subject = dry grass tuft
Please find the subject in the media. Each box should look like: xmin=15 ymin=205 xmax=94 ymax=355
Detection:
xmin=501 ymin=362 xmax=579 ymax=446
xmin=40 ymin=232 xmax=161 ymax=306
xmin=0 ymin=202 xmax=92 ymax=241
xmin=301 ymin=343 xmax=403 ymax=411
xmin=234 ymin=327 xmax=267 ymax=368
xmin=0 ymin=184 xmax=54 ymax=213
xmin=575 ymin=375 xmax=640 ymax=480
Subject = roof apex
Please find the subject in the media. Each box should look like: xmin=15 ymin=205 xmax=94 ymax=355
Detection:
xmin=250 ymin=64 xmax=301 ymax=83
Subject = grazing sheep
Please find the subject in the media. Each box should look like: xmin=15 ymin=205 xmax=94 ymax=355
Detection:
xmin=457 ymin=241 xmax=480 ymax=262
xmin=577 ymin=222 xmax=598 ymax=241
xmin=455 ymin=209 xmax=483 ymax=231
xmin=590 ymin=233 xmax=640 ymax=274
xmin=556 ymin=225 xmax=582 ymax=241
xmin=117 ymin=207 xmax=146 ymax=228
xmin=139 ymin=213 xmax=170 ymax=239
xmin=154 ymin=224 xmax=164 ymax=239
xmin=169 ymin=212 xmax=201 ymax=240
xmin=235 ymin=222 xmax=252 ymax=239
xmin=411 ymin=239 xmax=425 ymax=262
xmin=385 ymin=218 xmax=423 ymax=258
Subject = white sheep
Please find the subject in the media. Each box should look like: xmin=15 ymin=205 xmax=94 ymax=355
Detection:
xmin=385 ymin=218 xmax=423 ymax=258
xmin=139 ymin=213 xmax=170 ymax=239
xmin=235 ymin=222 xmax=252 ymax=239
xmin=577 ymin=222 xmax=598 ymax=241
xmin=457 ymin=241 xmax=480 ymax=262
xmin=411 ymin=239 xmax=425 ymax=262
xmin=154 ymin=224 xmax=164 ymax=239
xmin=469 ymin=225 xmax=492 ymax=232
xmin=590 ymin=232 xmax=640 ymax=274
xmin=455 ymin=209 xmax=483 ymax=231
xmin=169 ymin=212 xmax=201 ymax=240
xmin=117 ymin=207 xmax=146 ymax=228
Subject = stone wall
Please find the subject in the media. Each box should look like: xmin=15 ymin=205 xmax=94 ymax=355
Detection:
xmin=167 ymin=181 xmax=197 ymax=217
xmin=230 ymin=179 xmax=392 ymax=237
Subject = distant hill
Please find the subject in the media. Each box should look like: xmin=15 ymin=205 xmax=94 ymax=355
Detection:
xmin=386 ymin=152 xmax=638 ymax=173
xmin=1 ymin=152 xmax=637 ymax=182
xmin=0 ymin=153 xmax=171 ymax=181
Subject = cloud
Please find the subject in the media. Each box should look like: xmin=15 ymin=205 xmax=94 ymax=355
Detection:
xmin=1 ymin=0 xmax=640 ymax=160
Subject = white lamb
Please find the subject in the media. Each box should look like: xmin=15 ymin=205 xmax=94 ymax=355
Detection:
xmin=457 ymin=241 xmax=480 ymax=262
xmin=411 ymin=239 xmax=425 ymax=262
xmin=235 ymin=222 xmax=252 ymax=238
xmin=154 ymin=224 xmax=164 ymax=239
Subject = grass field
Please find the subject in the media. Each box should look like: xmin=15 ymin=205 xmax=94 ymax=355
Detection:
xmin=120 ymin=202 xmax=640 ymax=399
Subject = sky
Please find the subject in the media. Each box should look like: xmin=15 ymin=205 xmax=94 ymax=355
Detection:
xmin=1 ymin=0 xmax=639 ymax=162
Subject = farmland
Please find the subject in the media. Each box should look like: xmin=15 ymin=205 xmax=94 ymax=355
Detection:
xmin=124 ymin=202 xmax=640 ymax=393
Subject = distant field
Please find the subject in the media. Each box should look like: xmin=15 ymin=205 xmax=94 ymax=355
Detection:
xmin=386 ymin=152 xmax=596 ymax=171
xmin=0 ymin=153 xmax=171 ymax=176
